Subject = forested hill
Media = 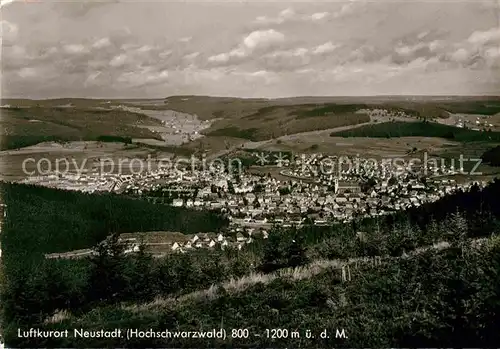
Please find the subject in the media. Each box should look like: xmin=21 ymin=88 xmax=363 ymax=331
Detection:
xmin=361 ymin=179 xmax=500 ymax=239
xmin=0 ymin=183 xmax=229 ymax=262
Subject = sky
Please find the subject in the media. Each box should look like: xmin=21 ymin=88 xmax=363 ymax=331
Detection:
xmin=1 ymin=0 xmax=500 ymax=98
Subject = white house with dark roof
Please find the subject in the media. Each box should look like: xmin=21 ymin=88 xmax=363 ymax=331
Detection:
xmin=172 ymin=198 xmax=183 ymax=207
xmin=236 ymin=233 xmax=246 ymax=242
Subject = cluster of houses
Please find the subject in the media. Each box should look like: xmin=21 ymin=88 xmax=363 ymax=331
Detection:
xmin=120 ymin=229 xmax=269 ymax=255
xmin=20 ymin=172 xmax=118 ymax=193
xmin=452 ymin=115 xmax=495 ymax=131
xmin=17 ymin=150 xmax=487 ymax=229
xmin=109 ymin=104 xmax=210 ymax=145
xmin=126 ymin=155 xmax=484 ymax=225
xmin=169 ymin=230 xmax=267 ymax=253
xmin=357 ymin=108 xmax=415 ymax=119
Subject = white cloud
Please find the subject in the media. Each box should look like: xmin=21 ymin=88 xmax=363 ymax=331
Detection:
xmin=208 ymin=53 xmax=230 ymax=63
xmin=93 ymin=38 xmax=111 ymax=49
xmin=333 ymin=2 xmax=356 ymax=18
xmin=18 ymin=67 xmax=37 ymax=78
xmin=64 ymin=44 xmax=87 ymax=54
xmin=0 ymin=0 xmax=16 ymax=9
xmin=255 ymin=7 xmax=295 ymax=24
xmin=184 ymin=52 xmax=200 ymax=60
xmin=417 ymin=31 xmax=430 ymax=40
xmin=468 ymin=27 xmax=500 ymax=45
xmin=311 ymin=12 xmax=329 ymax=21
xmin=158 ymin=70 xmax=169 ymax=79
xmin=255 ymin=8 xmax=332 ymax=24
xmin=0 ymin=20 xmax=18 ymax=41
xmin=251 ymin=70 xmax=278 ymax=84
xmin=250 ymin=70 xmax=269 ymax=77
xmin=137 ymin=45 xmax=153 ymax=53
xmin=313 ymin=42 xmax=338 ymax=55
xmin=234 ymin=70 xmax=279 ymax=85
xmin=279 ymin=8 xmax=294 ymax=18
xmin=181 ymin=67 xmax=228 ymax=83
xmin=4 ymin=45 xmax=26 ymax=60
xmin=228 ymin=47 xmax=246 ymax=58
xmin=253 ymin=2 xmax=361 ymax=27
xmin=255 ymin=16 xmax=269 ymax=23
xmin=395 ymin=46 xmax=413 ymax=56
xmin=395 ymin=43 xmax=428 ymax=56
xmin=208 ymin=30 xmax=285 ymax=66
xmin=159 ymin=50 xmax=172 ymax=58
xmin=484 ymin=47 xmax=500 ymax=58
xmin=270 ymin=47 xmax=308 ymax=58
xmin=255 ymin=16 xmax=284 ymax=25
xmin=3 ymin=0 xmax=498 ymax=98
xmin=208 ymin=47 xmax=247 ymax=63
xmin=117 ymin=68 xmax=169 ymax=87
xmin=296 ymin=68 xmax=314 ymax=74
xmin=483 ymin=47 xmax=500 ymax=65
xmin=294 ymin=48 xmax=309 ymax=57
xmin=428 ymin=40 xmax=443 ymax=52
xmin=255 ymin=3 xmax=358 ymax=25
xmin=243 ymin=29 xmax=285 ymax=50
xmin=84 ymin=71 xmax=102 ymax=87
xmin=121 ymin=43 xmax=136 ymax=51
xmin=450 ymin=48 xmax=470 ymax=62
xmin=406 ymin=57 xmax=439 ymax=70
xmin=209 ymin=46 xmax=248 ymax=63
xmin=110 ymin=54 xmax=127 ymax=67
xmin=260 ymin=47 xmax=312 ymax=71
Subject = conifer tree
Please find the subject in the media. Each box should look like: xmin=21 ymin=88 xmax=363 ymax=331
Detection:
xmin=87 ymin=233 xmax=128 ymax=303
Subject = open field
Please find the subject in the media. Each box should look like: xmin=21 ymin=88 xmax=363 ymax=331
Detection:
xmin=204 ymin=108 xmax=370 ymax=141
xmin=4 ymin=95 xmax=500 ymax=116
xmin=183 ymin=114 xmax=411 ymax=160
xmin=0 ymin=106 xmax=163 ymax=150
xmin=128 ymin=96 xmax=500 ymax=142
xmin=3 ymin=97 xmax=500 ymax=182
xmin=257 ymin=136 xmax=457 ymax=157
xmin=116 ymin=95 xmax=500 ymax=118
xmin=119 ymin=231 xmax=193 ymax=243
xmin=44 ymin=232 xmax=195 ymax=259
xmin=248 ymin=135 xmax=500 ymax=178
xmin=0 ymin=141 xmax=175 ymax=181
xmin=435 ymin=112 xmax=500 ymax=131
xmin=110 ymin=107 xmax=212 ymax=145
xmin=6 ymin=96 xmax=499 ymax=151
xmin=331 ymin=121 xmax=500 ymax=142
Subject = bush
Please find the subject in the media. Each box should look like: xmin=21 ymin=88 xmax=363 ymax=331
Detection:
xmin=259 ymin=227 xmax=309 ymax=273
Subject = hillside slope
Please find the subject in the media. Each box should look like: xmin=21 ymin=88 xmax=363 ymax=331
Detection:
xmin=17 ymin=236 xmax=500 ymax=348
xmin=0 ymin=107 xmax=163 ymax=150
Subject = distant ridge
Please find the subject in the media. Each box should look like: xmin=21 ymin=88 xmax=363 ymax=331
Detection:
xmin=2 ymin=95 xmax=500 ymax=103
